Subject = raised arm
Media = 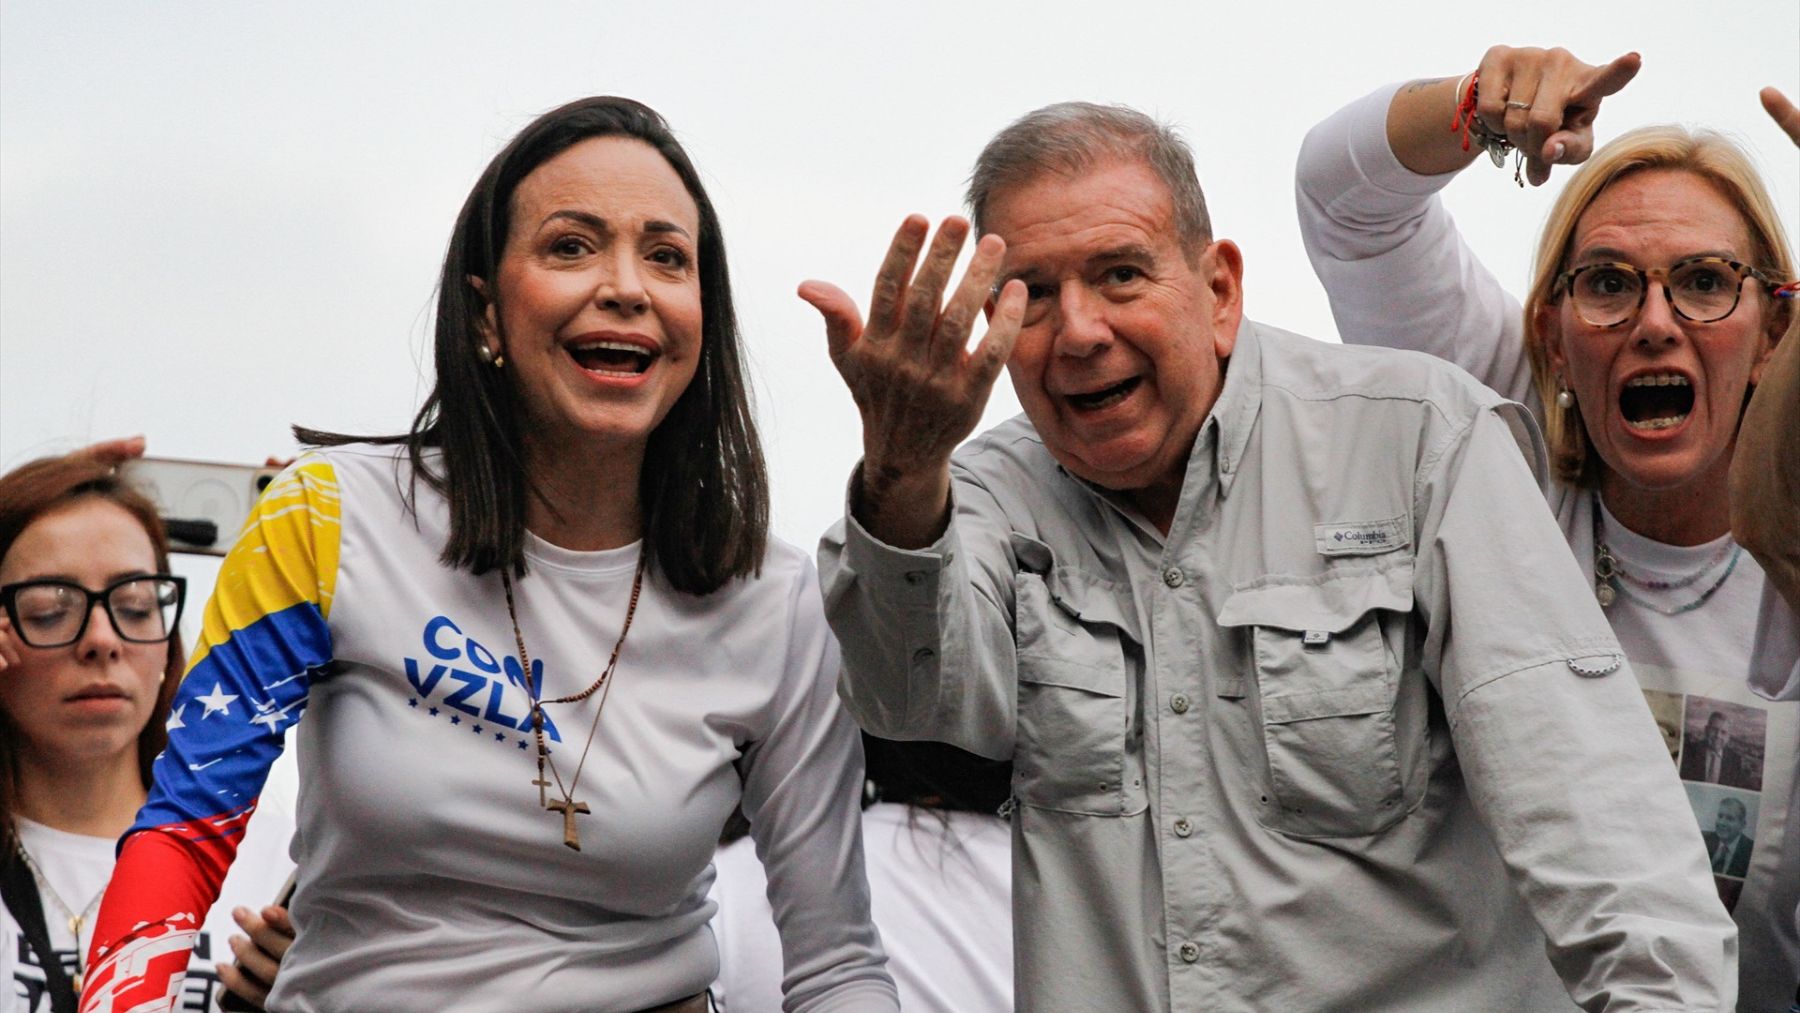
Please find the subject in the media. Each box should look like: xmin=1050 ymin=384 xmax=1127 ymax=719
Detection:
xmin=81 ymin=458 xmax=339 ymax=1013
xmin=1296 ymin=48 xmax=1637 ymax=407
xmin=1731 ymin=87 xmax=1800 ymax=613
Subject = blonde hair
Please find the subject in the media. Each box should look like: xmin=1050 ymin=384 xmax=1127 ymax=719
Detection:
xmin=1522 ymin=126 xmax=1797 ymax=487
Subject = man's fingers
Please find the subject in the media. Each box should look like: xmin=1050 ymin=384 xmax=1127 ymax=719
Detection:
xmin=970 ymin=279 xmax=1027 ymax=389
xmin=797 ymin=281 xmax=864 ymax=363
xmin=867 ymin=215 xmax=929 ymax=333
xmin=935 ymin=234 xmax=1007 ymax=366
xmin=1761 ymin=87 xmax=1800 ymax=147
xmin=899 ymin=218 xmax=971 ymax=350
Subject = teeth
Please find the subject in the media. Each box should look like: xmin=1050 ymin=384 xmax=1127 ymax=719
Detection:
xmin=571 ymin=340 xmax=650 ymax=354
xmin=1624 ymin=374 xmax=1689 ymax=388
xmin=1626 ymin=414 xmax=1688 ymax=431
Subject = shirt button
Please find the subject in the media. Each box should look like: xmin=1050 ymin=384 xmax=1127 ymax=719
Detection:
xmin=910 ymin=647 xmax=935 ymax=666
xmin=1162 ymin=567 xmax=1185 ymax=588
xmin=1169 ymin=692 xmax=1190 ymax=714
xmin=1173 ymin=817 xmax=1192 ymax=837
xmin=1178 ymin=941 xmax=1199 ymax=963
xmin=903 ymin=571 xmax=927 ymax=586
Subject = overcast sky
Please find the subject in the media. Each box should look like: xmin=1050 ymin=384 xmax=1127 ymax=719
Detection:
xmin=4 ymin=1 xmax=1796 ymax=572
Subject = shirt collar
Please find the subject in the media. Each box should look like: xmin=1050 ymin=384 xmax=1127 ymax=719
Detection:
xmin=1203 ymin=316 xmax=1262 ymax=500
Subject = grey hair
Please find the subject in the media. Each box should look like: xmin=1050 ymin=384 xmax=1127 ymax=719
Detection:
xmin=966 ymin=101 xmax=1213 ymax=255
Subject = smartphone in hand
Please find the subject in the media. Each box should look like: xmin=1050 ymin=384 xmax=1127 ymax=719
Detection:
xmin=117 ymin=457 xmax=281 ymax=555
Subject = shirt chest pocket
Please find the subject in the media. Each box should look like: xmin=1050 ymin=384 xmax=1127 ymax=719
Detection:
xmin=1012 ymin=567 xmax=1148 ymax=817
xmin=1217 ymin=563 xmax=1414 ymax=839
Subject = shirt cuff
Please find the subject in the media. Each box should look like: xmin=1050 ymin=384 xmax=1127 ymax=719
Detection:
xmin=838 ymin=462 xmax=954 ymax=610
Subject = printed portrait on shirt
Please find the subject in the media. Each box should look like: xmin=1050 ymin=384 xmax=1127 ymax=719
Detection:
xmin=1677 ymin=696 xmax=1766 ymax=791
xmin=1642 ymin=690 xmax=1684 ymax=766
xmin=1684 ymin=781 xmax=1760 ymax=909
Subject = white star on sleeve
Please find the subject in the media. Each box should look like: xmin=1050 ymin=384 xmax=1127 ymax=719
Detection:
xmin=196 ymin=683 xmax=240 ymax=718
xmin=166 ymin=703 xmax=188 ymax=731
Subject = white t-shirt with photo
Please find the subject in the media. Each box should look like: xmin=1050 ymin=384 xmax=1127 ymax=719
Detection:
xmin=5 ymin=799 xmax=293 ymax=1013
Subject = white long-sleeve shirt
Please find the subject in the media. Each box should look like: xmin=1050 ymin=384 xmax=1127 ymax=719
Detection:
xmin=85 ymin=446 xmax=896 ymax=1013
xmin=1297 ymin=82 xmax=1800 ymax=1007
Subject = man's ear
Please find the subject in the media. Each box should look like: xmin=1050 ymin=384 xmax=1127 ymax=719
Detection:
xmin=1205 ymin=240 xmax=1246 ymax=358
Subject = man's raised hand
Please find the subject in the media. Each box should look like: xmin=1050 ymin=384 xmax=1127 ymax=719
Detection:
xmin=800 ymin=215 xmax=1026 ymax=548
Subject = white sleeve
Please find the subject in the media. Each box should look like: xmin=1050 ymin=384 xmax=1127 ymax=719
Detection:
xmin=1296 ymin=82 xmax=1539 ymax=411
xmin=737 ymin=560 xmax=897 ymax=1013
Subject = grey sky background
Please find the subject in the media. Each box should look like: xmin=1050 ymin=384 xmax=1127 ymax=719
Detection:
xmin=4 ymin=2 xmax=1797 ymax=567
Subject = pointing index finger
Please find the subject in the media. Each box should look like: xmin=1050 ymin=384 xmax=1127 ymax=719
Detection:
xmin=1571 ymin=51 xmax=1641 ymax=105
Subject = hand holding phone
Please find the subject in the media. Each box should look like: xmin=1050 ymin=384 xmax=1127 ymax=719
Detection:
xmin=118 ymin=457 xmax=282 ymax=555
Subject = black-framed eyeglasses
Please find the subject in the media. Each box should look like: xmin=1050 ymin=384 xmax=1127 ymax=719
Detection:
xmin=0 ymin=575 xmax=186 ymax=648
xmin=1552 ymin=256 xmax=1790 ymax=329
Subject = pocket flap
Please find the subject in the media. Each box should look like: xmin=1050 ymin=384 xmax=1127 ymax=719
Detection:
xmin=1217 ymin=561 xmax=1413 ymax=634
xmin=1261 ymin=682 xmax=1390 ymax=723
xmin=1018 ymin=658 xmax=1125 ymax=696
xmin=1044 ymin=566 xmax=1140 ymax=641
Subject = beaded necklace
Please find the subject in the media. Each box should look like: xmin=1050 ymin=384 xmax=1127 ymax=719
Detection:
xmin=1591 ymin=493 xmax=1742 ymax=615
xmin=500 ymin=554 xmax=645 ymax=851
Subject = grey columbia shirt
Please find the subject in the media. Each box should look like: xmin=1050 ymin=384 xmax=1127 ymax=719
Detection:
xmin=820 ymin=319 xmax=1736 ymax=1012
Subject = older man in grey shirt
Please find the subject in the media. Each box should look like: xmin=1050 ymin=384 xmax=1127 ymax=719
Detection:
xmin=801 ymin=102 xmax=1735 ymax=1011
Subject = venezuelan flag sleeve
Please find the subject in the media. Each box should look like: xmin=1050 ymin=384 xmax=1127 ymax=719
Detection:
xmin=82 ymin=456 xmax=340 ymax=1013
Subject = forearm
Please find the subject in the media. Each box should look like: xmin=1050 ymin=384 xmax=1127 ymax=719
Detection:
xmin=851 ymin=457 xmax=951 ymax=551
xmin=1386 ymin=75 xmax=1484 ymax=176
xmin=1452 ymin=667 xmax=1735 ymax=1009
xmin=1297 ymin=85 xmax=1534 ymax=402
xmin=1730 ymin=329 xmax=1800 ymax=609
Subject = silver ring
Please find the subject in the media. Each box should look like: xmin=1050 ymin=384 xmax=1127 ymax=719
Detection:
xmin=1505 ymin=100 xmax=1532 ymax=111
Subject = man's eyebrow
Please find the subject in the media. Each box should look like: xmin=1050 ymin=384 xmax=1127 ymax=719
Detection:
xmin=1086 ymin=243 xmax=1156 ymax=268
xmin=996 ymin=244 xmax=1160 ymax=288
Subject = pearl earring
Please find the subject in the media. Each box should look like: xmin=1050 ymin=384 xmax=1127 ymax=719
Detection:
xmin=476 ymin=345 xmax=505 ymax=369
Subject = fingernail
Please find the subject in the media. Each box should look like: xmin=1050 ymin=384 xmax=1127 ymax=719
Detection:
xmin=1552 ymin=142 xmax=1566 ymax=161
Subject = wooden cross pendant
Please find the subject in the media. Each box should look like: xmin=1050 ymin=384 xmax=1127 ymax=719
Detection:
xmin=546 ymin=797 xmax=591 ymax=851
xmin=531 ymin=775 xmax=552 ymax=808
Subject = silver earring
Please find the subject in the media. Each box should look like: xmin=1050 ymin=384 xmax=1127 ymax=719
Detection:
xmin=477 ymin=344 xmax=504 ymax=369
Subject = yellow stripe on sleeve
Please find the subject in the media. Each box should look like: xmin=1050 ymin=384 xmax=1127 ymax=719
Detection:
xmin=187 ymin=455 xmax=341 ymax=671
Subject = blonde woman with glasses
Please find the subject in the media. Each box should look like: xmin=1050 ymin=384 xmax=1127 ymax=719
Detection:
xmin=1297 ymin=47 xmax=1800 ymax=1006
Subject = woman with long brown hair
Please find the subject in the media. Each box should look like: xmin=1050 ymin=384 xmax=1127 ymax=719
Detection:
xmin=80 ymin=96 xmax=894 ymax=1012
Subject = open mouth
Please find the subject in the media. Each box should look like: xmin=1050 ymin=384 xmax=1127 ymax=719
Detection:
xmin=568 ymin=341 xmax=656 ymax=377
xmin=1066 ymin=376 xmax=1141 ymax=412
xmin=1618 ymin=373 xmax=1694 ymax=432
